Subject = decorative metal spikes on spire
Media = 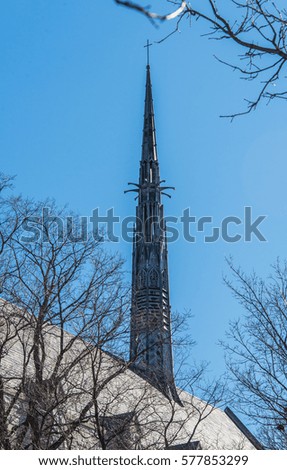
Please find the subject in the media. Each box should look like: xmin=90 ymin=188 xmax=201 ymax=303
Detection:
xmin=125 ymin=41 xmax=175 ymax=199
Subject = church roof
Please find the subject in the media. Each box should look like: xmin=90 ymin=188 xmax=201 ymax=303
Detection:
xmin=0 ymin=300 xmax=260 ymax=450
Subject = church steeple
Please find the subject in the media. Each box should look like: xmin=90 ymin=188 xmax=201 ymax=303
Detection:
xmin=141 ymin=64 xmax=157 ymax=165
xmin=127 ymin=61 xmax=181 ymax=404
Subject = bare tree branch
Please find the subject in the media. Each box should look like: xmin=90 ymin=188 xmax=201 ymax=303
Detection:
xmin=223 ymin=258 xmax=287 ymax=449
xmin=113 ymin=0 xmax=287 ymax=117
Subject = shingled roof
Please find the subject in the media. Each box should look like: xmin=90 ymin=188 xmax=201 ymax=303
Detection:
xmin=0 ymin=300 xmax=260 ymax=450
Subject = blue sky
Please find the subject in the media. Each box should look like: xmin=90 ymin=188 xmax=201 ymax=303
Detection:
xmin=1 ymin=1 xmax=287 ymax=378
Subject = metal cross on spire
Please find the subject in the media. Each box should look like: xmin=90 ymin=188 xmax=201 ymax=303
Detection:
xmin=144 ymin=39 xmax=152 ymax=66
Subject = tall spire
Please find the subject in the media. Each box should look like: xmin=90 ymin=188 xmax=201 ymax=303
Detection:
xmin=127 ymin=60 xmax=181 ymax=404
xmin=141 ymin=62 xmax=157 ymax=164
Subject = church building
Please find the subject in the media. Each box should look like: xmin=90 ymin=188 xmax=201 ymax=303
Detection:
xmin=0 ymin=58 xmax=263 ymax=450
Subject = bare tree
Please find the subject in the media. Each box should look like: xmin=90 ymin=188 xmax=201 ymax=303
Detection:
xmin=0 ymin=193 xmax=131 ymax=449
xmin=114 ymin=0 xmax=287 ymax=118
xmin=84 ymin=306 xmax=228 ymax=449
xmin=0 ymin=173 xmax=23 ymax=257
xmin=84 ymin=356 xmax=227 ymax=450
xmin=222 ymin=259 xmax=287 ymax=449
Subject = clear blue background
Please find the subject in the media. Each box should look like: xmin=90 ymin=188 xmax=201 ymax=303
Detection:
xmin=1 ymin=1 xmax=286 ymax=378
